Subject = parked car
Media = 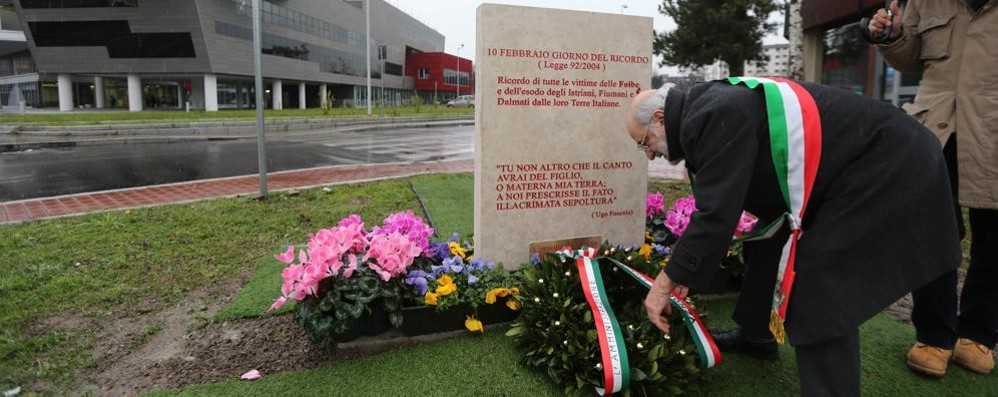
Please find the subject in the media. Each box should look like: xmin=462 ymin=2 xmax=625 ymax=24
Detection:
xmin=447 ymin=95 xmax=475 ymax=108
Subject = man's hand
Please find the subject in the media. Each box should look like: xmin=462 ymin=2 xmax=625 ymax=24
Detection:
xmin=645 ymin=271 xmax=685 ymax=334
xmin=869 ymin=0 xmax=903 ymax=41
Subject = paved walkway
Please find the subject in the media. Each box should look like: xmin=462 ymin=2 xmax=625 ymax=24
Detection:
xmin=0 ymin=159 xmax=686 ymax=225
xmin=0 ymin=160 xmax=473 ymax=224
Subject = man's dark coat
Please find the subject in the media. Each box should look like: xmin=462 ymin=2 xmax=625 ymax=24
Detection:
xmin=661 ymin=81 xmax=962 ymax=346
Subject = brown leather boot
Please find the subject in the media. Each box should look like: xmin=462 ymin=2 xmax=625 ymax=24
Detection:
xmin=953 ymin=338 xmax=995 ymax=375
xmin=907 ymin=342 xmax=953 ymax=377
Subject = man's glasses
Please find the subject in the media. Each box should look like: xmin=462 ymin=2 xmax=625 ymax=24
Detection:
xmin=636 ymin=119 xmax=655 ymax=151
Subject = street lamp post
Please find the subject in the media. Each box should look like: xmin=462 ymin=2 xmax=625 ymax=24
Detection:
xmin=455 ymin=44 xmax=464 ymax=99
xmin=620 ymin=4 xmax=628 ymax=13
xmin=365 ymin=0 xmax=372 ymax=117
xmin=251 ymin=0 xmax=267 ymax=198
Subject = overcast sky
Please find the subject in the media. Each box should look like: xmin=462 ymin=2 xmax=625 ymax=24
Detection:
xmin=390 ymin=0 xmax=787 ymax=75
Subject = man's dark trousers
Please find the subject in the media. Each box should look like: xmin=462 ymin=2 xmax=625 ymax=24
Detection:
xmin=911 ymin=137 xmax=998 ymax=350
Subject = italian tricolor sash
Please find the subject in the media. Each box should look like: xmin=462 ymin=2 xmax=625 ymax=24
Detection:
xmin=727 ymin=77 xmax=822 ymax=344
xmin=556 ymin=247 xmax=721 ymax=396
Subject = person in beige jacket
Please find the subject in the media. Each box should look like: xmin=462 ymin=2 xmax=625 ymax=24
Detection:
xmin=870 ymin=0 xmax=996 ymax=378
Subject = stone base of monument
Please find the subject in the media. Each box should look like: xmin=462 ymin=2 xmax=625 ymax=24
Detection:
xmin=400 ymin=303 xmax=518 ymax=336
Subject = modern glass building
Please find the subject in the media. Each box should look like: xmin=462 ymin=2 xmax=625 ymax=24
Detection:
xmin=800 ymin=0 xmax=922 ymax=106
xmin=8 ymin=0 xmax=454 ymax=111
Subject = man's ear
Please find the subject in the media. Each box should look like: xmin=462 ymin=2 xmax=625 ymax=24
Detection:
xmin=652 ymin=109 xmax=665 ymax=124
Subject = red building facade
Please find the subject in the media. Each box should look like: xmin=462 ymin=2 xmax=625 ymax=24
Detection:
xmin=404 ymin=52 xmax=474 ymax=103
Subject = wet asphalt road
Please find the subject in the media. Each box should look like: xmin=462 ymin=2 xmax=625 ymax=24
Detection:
xmin=0 ymin=125 xmax=473 ymax=202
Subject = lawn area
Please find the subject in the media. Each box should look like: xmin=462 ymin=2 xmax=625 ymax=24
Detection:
xmin=2 ymin=173 xmax=989 ymax=396
xmin=0 ymin=179 xmax=422 ymax=392
xmin=410 ymin=173 xmax=476 ymax=239
xmin=0 ymin=106 xmax=472 ymax=126
xmin=156 ymin=297 xmax=995 ymax=397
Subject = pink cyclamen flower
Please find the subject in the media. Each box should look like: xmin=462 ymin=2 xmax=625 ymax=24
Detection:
xmin=663 ymin=195 xmax=758 ymax=238
xmin=337 ymin=214 xmax=366 ymax=231
xmin=367 ymin=232 xmax=422 ymax=281
xmin=665 ymin=196 xmax=698 ymax=236
xmin=370 ymin=211 xmax=434 ymax=256
xmin=736 ymin=213 xmax=759 ymax=234
xmin=343 ymin=253 xmax=360 ymax=279
xmin=274 ymin=245 xmax=296 ymax=264
xmin=268 ymin=296 xmax=287 ymax=312
xmin=646 ymin=192 xmax=665 ymax=219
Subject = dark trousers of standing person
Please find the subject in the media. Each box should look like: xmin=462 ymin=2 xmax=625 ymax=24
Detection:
xmin=732 ymin=231 xmax=862 ymax=396
xmin=911 ymin=137 xmax=998 ymax=350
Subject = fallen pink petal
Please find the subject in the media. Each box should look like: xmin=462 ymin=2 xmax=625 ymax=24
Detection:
xmin=240 ymin=370 xmax=261 ymax=380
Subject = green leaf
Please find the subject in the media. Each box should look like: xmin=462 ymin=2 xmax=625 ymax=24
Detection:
xmin=505 ymin=326 xmax=525 ymax=337
xmin=630 ymin=367 xmax=648 ymax=382
xmin=586 ymin=329 xmax=598 ymax=342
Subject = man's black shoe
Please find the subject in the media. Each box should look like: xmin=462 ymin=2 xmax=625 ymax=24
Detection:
xmin=710 ymin=328 xmax=778 ymax=360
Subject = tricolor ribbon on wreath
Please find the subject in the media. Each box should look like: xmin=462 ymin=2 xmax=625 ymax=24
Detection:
xmin=555 ymin=247 xmax=721 ymax=396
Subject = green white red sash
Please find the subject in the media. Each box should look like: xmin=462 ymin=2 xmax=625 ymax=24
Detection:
xmin=559 ymin=247 xmax=629 ymax=395
xmin=556 ymin=247 xmax=721 ymax=395
xmin=727 ymin=77 xmax=822 ymax=344
xmin=603 ymin=257 xmax=721 ymax=369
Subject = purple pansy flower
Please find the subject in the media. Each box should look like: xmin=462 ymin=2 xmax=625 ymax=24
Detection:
xmin=469 ymin=257 xmax=496 ymax=271
xmin=405 ymin=270 xmax=434 ymax=295
xmin=530 ymin=253 xmax=541 ymax=265
xmin=443 ymin=256 xmax=464 ymax=273
xmin=432 ymin=241 xmax=452 ymax=260
xmin=468 ymin=274 xmax=479 ymax=285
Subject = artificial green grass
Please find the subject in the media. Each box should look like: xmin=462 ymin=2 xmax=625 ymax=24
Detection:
xmin=409 ymin=173 xmax=475 ymax=239
xmin=212 ymin=256 xmax=295 ymax=323
xmin=0 ymin=106 xmax=472 ymax=126
xmin=153 ymin=296 xmax=997 ymax=396
xmin=0 ymin=179 xmax=422 ymax=392
xmin=697 ymin=298 xmax=997 ymax=396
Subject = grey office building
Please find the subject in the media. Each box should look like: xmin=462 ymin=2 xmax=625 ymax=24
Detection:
xmin=4 ymin=0 xmax=445 ymax=111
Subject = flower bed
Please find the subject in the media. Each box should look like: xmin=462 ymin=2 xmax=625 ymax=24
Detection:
xmin=646 ymin=193 xmax=755 ymax=293
xmin=270 ymin=213 xmax=520 ymax=344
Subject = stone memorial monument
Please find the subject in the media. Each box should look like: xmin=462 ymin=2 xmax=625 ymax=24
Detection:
xmin=474 ymin=4 xmax=653 ymax=268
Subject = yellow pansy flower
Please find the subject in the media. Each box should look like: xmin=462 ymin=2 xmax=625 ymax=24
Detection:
xmin=485 ymin=290 xmax=497 ymax=304
xmin=465 ymin=316 xmax=484 ymax=333
xmin=448 ymin=242 xmax=467 ymax=259
xmin=506 ymin=299 xmax=521 ymax=311
xmin=638 ymin=244 xmax=653 ymax=260
xmin=424 ymin=292 xmax=438 ymax=305
xmin=510 ymin=287 xmax=520 ymax=296
xmin=644 ymin=231 xmax=653 ymax=242
xmin=436 ymin=283 xmax=457 ymax=296
xmin=659 ymin=257 xmax=670 ymax=268
xmin=495 ymin=288 xmax=510 ymax=298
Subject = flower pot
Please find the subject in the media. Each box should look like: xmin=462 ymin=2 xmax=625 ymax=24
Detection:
xmin=333 ymin=318 xmax=363 ymax=343
xmin=361 ymin=299 xmax=391 ymax=336
xmin=400 ymin=305 xmax=467 ymax=336
xmin=477 ymin=301 xmax=519 ymax=323
xmin=400 ymin=302 xmax=519 ymax=336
